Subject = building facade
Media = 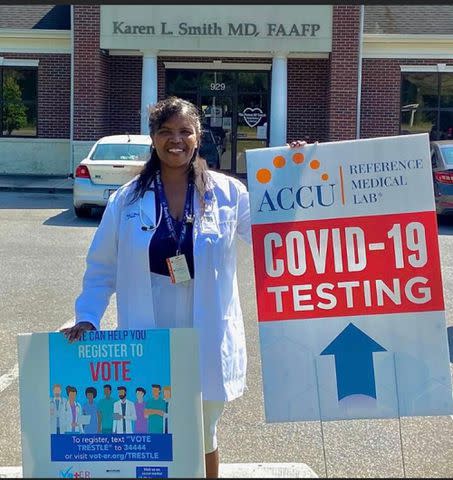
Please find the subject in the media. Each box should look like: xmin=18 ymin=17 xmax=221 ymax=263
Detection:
xmin=0 ymin=4 xmax=452 ymax=177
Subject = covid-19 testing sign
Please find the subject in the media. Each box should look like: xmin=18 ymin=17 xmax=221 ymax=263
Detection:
xmin=246 ymin=133 xmax=453 ymax=422
xmin=18 ymin=328 xmax=204 ymax=478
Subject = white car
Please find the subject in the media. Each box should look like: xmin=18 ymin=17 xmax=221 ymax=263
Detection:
xmin=73 ymin=134 xmax=152 ymax=217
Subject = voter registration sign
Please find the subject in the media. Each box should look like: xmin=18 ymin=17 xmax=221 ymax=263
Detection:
xmin=246 ymin=133 xmax=453 ymax=422
xmin=18 ymin=329 xmax=204 ymax=478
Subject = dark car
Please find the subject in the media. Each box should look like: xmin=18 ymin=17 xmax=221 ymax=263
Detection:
xmin=199 ymin=128 xmax=221 ymax=169
xmin=430 ymin=140 xmax=453 ymax=216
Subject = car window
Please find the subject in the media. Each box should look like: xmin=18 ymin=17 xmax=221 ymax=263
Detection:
xmin=91 ymin=143 xmax=150 ymax=161
xmin=440 ymin=146 xmax=453 ymax=166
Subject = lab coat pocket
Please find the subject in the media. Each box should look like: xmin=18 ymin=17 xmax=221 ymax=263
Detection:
xmin=198 ymin=210 xmax=233 ymax=245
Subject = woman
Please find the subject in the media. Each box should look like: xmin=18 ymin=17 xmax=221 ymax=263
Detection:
xmin=63 ymin=96 xmax=304 ymax=477
xmin=63 ymin=386 xmax=84 ymax=434
xmin=82 ymin=386 xmax=99 ymax=433
xmin=133 ymin=387 xmax=148 ymax=433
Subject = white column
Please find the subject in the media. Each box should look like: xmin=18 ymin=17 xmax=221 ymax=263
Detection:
xmin=140 ymin=51 xmax=158 ymax=135
xmin=269 ymin=52 xmax=288 ymax=147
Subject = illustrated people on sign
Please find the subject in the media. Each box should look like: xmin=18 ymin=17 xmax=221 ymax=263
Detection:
xmin=113 ymin=386 xmax=136 ymax=434
xmin=163 ymin=385 xmax=172 ymax=434
xmin=97 ymin=384 xmax=115 ymax=433
xmin=62 ymin=95 xmax=306 ymax=477
xmin=82 ymin=386 xmax=99 ymax=433
xmin=144 ymin=384 xmax=166 ymax=434
xmin=64 ymin=385 xmax=84 ymax=433
xmin=49 ymin=383 xmax=67 ymax=434
xmin=134 ymin=387 xmax=148 ymax=433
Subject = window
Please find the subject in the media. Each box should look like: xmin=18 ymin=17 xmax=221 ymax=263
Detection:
xmin=1 ymin=67 xmax=38 ymax=137
xmin=440 ymin=145 xmax=453 ymax=166
xmin=90 ymin=143 xmax=150 ymax=161
xmin=401 ymin=72 xmax=453 ymax=141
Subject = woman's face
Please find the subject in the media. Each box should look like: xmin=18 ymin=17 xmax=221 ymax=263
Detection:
xmin=151 ymin=113 xmax=199 ymax=172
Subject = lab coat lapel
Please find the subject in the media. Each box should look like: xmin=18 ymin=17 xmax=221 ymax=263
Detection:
xmin=141 ymin=188 xmax=157 ymax=229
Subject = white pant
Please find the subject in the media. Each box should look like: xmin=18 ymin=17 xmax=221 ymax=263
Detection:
xmin=150 ymin=273 xmax=225 ymax=453
xmin=151 ymin=272 xmax=194 ymax=328
xmin=202 ymin=400 xmax=225 ymax=454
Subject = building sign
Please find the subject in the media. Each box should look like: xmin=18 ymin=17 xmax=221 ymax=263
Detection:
xmin=100 ymin=5 xmax=332 ymax=53
xmin=18 ymin=329 xmax=204 ymax=478
xmin=246 ymin=134 xmax=453 ymax=422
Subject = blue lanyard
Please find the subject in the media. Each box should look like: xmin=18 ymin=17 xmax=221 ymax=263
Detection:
xmin=154 ymin=170 xmax=194 ymax=256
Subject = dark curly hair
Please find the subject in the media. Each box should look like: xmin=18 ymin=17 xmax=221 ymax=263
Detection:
xmin=130 ymin=96 xmax=210 ymax=204
xmin=85 ymin=386 xmax=97 ymax=398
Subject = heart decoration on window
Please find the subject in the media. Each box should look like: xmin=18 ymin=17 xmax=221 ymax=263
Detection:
xmin=240 ymin=107 xmax=266 ymax=128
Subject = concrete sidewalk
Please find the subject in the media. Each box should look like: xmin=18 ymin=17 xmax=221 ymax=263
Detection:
xmin=0 ymin=174 xmax=247 ymax=194
xmin=0 ymin=174 xmax=73 ymax=194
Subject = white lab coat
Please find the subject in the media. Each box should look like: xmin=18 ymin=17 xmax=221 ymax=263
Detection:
xmin=63 ymin=401 xmax=84 ymax=433
xmin=50 ymin=396 xmax=68 ymax=434
xmin=113 ymin=399 xmax=137 ymax=433
xmin=75 ymin=170 xmax=251 ymax=401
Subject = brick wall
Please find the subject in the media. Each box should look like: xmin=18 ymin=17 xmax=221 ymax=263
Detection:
xmin=328 ymin=5 xmax=361 ymax=141
xmin=0 ymin=52 xmax=70 ymax=138
xmin=287 ymin=59 xmax=329 ymax=143
xmin=73 ymin=5 xmax=110 ymax=141
xmin=361 ymin=58 xmax=453 ymax=139
xmin=109 ymin=56 xmax=142 ymax=135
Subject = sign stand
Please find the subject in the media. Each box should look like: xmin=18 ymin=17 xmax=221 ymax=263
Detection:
xmin=313 ymin=358 xmax=329 ymax=478
xmin=393 ymin=354 xmax=407 ymax=478
xmin=314 ymin=353 xmax=410 ymax=478
xmin=396 ymin=417 xmax=407 ymax=477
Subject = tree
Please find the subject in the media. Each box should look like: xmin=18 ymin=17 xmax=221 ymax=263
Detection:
xmin=3 ymin=75 xmax=27 ymax=135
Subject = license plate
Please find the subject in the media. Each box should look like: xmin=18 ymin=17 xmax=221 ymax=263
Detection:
xmin=104 ymin=188 xmax=117 ymax=199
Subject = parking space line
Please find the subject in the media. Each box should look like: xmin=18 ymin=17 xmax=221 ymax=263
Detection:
xmin=0 ymin=319 xmax=75 ymax=394
xmin=0 ymin=466 xmax=22 ymax=478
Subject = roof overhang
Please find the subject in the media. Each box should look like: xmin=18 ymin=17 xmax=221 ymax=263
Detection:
xmin=364 ymin=34 xmax=453 ymax=59
xmin=0 ymin=28 xmax=70 ymax=54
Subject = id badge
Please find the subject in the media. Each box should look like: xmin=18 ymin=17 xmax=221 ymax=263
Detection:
xmin=166 ymin=254 xmax=191 ymax=284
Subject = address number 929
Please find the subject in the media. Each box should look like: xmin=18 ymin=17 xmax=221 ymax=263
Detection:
xmin=210 ymin=82 xmax=226 ymax=91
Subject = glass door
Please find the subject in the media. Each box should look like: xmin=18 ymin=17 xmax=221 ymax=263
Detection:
xmin=236 ymin=92 xmax=268 ymax=174
xmin=198 ymin=71 xmax=235 ymax=171
xmin=200 ymin=95 xmax=233 ymax=170
xmin=235 ymin=72 xmax=269 ymax=175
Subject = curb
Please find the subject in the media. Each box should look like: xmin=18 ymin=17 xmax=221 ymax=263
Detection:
xmin=0 ymin=463 xmax=318 ymax=478
xmin=220 ymin=463 xmax=318 ymax=478
xmin=0 ymin=186 xmax=72 ymax=194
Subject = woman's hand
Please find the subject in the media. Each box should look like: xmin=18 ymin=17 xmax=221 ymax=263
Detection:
xmin=287 ymin=140 xmax=307 ymax=148
xmin=61 ymin=321 xmax=96 ymax=343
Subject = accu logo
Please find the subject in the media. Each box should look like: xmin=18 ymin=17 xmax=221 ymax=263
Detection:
xmin=255 ymin=152 xmax=343 ymax=212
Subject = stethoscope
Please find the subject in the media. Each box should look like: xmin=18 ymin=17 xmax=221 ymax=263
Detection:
xmin=139 ymin=194 xmax=163 ymax=232
xmin=138 ymin=188 xmax=195 ymax=232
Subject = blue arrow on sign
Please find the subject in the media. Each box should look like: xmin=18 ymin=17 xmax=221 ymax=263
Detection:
xmin=320 ymin=323 xmax=387 ymax=401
